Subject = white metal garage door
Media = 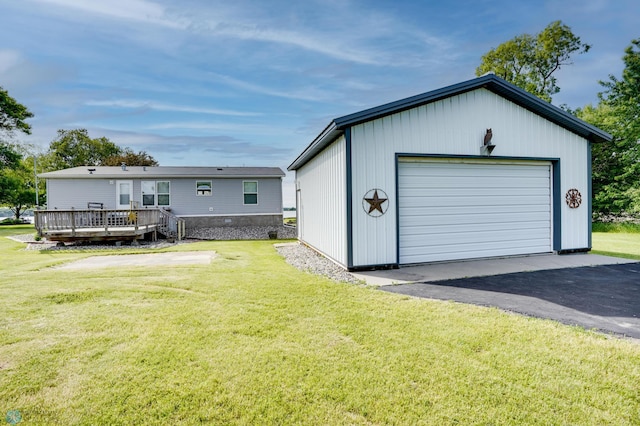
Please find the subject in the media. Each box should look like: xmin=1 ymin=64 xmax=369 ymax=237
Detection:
xmin=398 ymin=159 xmax=552 ymax=264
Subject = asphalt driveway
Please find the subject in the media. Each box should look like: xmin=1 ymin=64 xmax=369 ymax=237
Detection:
xmin=381 ymin=262 xmax=640 ymax=339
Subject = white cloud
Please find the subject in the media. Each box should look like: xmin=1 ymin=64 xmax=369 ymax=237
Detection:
xmin=208 ymin=23 xmax=381 ymax=65
xmin=210 ymin=73 xmax=338 ymax=102
xmin=85 ymin=99 xmax=262 ymax=117
xmin=144 ymin=120 xmax=291 ymax=136
xmin=0 ymin=50 xmax=22 ymax=74
xmin=173 ymin=2 xmax=452 ymax=67
xmin=30 ymin=0 xmax=186 ymax=28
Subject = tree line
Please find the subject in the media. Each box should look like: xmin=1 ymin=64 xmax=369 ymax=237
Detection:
xmin=476 ymin=21 xmax=639 ymax=219
xmin=0 ymin=90 xmax=158 ymax=219
xmin=1 ymin=21 xmax=639 ymax=220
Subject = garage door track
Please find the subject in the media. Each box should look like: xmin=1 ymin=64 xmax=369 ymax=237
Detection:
xmin=381 ymin=262 xmax=640 ymax=339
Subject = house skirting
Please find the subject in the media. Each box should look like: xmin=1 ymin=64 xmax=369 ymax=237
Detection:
xmin=181 ymin=214 xmax=283 ymax=228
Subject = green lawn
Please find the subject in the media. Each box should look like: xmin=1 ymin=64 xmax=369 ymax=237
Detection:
xmin=592 ymin=222 xmax=640 ymax=260
xmin=1 ymin=225 xmax=639 ymax=425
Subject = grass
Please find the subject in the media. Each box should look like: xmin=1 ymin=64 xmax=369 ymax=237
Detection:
xmin=0 ymin=225 xmax=639 ymax=424
xmin=592 ymin=221 xmax=640 ymax=260
xmin=592 ymin=221 xmax=640 ymax=234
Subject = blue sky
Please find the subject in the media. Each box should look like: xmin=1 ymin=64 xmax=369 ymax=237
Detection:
xmin=1 ymin=0 xmax=638 ymax=206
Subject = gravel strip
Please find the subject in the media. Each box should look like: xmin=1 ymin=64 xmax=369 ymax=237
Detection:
xmin=8 ymin=225 xmax=297 ymax=251
xmin=23 ymin=239 xmax=178 ymax=251
xmin=187 ymin=225 xmax=297 ymax=240
xmin=5 ymin=234 xmax=37 ymax=243
xmin=275 ymin=243 xmax=362 ymax=285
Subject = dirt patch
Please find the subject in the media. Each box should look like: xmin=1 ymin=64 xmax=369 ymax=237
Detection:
xmin=53 ymin=251 xmax=217 ymax=270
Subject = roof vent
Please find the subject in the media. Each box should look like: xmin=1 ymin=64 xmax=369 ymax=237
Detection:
xmin=121 ymin=162 xmax=127 ymax=171
xmin=143 ymin=166 xmax=147 ymax=171
xmin=88 ymin=168 xmax=96 ymax=174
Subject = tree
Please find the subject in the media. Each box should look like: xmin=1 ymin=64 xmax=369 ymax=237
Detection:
xmin=0 ymin=86 xmax=33 ymax=136
xmin=43 ymin=129 xmax=159 ymax=170
xmin=0 ymin=163 xmax=37 ymax=220
xmin=102 ymin=148 xmax=159 ymax=167
xmin=0 ymin=86 xmax=32 ymax=172
xmin=45 ymin=129 xmax=123 ymax=170
xmin=0 ymin=143 xmax=20 ymax=170
xmin=577 ymin=39 xmax=640 ymax=216
xmin=476 ymin=21 xmax=590 ymax=102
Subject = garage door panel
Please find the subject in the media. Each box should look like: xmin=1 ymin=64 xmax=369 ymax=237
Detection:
xmin=400 ymin=186 xmax=550 ymax=198
xmin=400 ymin=195 xmax=551 ymax=208
xmin=401 ymin=163 xmax=548 ymax=176
xmin=401 ymin=220 xmax=551 ymax=235
xmin=401 ymin=228 xmax=550 ymax=247
xmin=398 ymin=160 xmax=552 ymax=264
xmin=402 ymin=237 xmax=552 ymax=254
xmin=399 ymin=204 xmax=549 ymax=216
xmin=401 ymin=176 xmax=551 ymax=189
xmin=402 ymin=244 xmax=552 ymax=264
xmin=401 ymin=212 xmax=550 ymax=228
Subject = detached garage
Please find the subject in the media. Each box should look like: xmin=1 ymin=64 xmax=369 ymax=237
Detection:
xmin=288 ymin=74 xmax=611 ymax=271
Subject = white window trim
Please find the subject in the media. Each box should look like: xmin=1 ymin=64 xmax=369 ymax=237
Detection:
xmin=243 ymin=180 xmax=258 ymax=205
xmin=196 ymin=180 xmax=212 ymax=196
xmin=141 ymin=180 xmax=171 ymax=207
xmin=156 ymin=181 xmax=171 ymax=207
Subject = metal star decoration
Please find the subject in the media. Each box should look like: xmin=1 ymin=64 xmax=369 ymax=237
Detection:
xmin=364 ymin=189 xmax=388 ymax=215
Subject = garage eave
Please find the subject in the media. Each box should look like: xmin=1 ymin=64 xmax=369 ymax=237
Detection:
xmin=335 ymin=74 xmax=611 ymax=144
xmin=288 ymin=74 xmax=612 ymax=172
xmin=288 ymin=121 xmax=342 ymax=171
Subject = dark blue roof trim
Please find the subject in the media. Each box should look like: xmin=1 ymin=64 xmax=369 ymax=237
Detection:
xmin=288 ymin=74 xmax=612 ymax=171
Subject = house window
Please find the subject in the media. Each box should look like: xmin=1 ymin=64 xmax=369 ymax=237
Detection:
xmin=157 ymin=181 xmax=170 ymax=206
xmin=243 ymin=181 xmax=258 ymax=205
xmin=196 ymin=181 xmax=212 ymax=196
xmin=142 ymin=181 xmax=171 ymax=206
xmin=142 ymin=181 xmax=155 ymax=206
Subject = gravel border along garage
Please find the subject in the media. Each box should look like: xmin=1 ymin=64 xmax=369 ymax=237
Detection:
xmin=275 ymin=243 xmax=362 ymax=284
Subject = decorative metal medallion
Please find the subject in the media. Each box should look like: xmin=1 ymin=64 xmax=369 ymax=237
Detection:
xmin=565 ymin=188 xmax=582 ymax=209
xmin=363 ymin=189 xmax=389 ymax=217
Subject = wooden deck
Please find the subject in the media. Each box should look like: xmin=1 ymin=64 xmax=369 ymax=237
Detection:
xmin=34 ymin=209 xmax=185 ymax=243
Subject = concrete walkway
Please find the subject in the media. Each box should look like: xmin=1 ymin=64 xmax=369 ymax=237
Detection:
xmin=352 ymin=253 xmax=637 ymax=286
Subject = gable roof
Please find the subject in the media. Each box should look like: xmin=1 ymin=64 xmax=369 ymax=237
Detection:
xmin=288 ymin=74 xmax=612 ymax=171
xmin=39 ymin=166 xmax=286 ymax=179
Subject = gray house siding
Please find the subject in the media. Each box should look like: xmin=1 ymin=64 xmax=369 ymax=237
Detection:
xmin=169 ymin=178 xmax=282 ymax=216
xmin=47 ymin=179 xmax=117 ymax=209
xmin=45 ymin=176 xmax=283 ymax=228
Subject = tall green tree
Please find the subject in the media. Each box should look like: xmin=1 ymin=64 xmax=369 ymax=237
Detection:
xmin=101 ymin=148 xmax=159 ymax=167
xmin=476 ymin=21 xmax=590 ymax=102
xmin=43 ymin=129 xmax=159 ymax=170
xmin=45 ymin=129 xmax=122 ymax=170
xmin=0 ymin=143 xmax=20 ymax=170
xmin=0 ymin=161 xmax=38 ymax=220
xmin=577 ymin=39 xmax=640 ymax=216
xmin=0 ymin=86 xmax=32 ymax=171
xmin=0 ymin=86 xmax=33 ymax=136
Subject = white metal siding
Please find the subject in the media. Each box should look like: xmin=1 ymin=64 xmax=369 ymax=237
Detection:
xmin=296 ymin=136 xmax=347 ymax=266
xmin=398 ymin=159 xmax=552 ymax=264
xmin=350 ymin=88 xmax=589 ymax=267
